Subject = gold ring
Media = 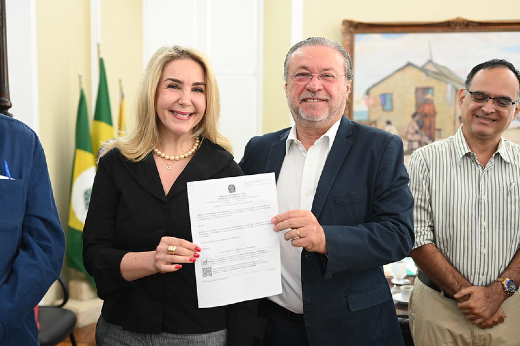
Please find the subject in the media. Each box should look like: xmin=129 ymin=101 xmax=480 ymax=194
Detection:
xmin=296 ymin=229 xmax=300 ymax=238
xmin=167 ymin=245 xmax=177 ymax=255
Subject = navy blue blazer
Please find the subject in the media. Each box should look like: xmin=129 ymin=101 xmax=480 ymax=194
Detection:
xmin=239 ymin=116 xmax=414 ymax=346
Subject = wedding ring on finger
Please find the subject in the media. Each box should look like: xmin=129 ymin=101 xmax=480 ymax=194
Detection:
xmin=167 ymin=245 xmax=177 ymax=255
xmin=295 ymin=228 xmax=301 ymax=238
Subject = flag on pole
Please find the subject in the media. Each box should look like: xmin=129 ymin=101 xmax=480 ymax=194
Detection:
xmin=92 ymin=57 xmax=114 ymax=159
xmin=118 ymin=78 xmax=126 ymax=135
xmin=66 ymin=87 xmax=96 ymax=286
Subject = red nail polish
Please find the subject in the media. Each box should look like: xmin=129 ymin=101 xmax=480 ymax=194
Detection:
xmin=175 ymin=265 xmax=182 ymax=269
xmin=193 ymin=253 xmax=200 ymax=258
xmin=195 ymin=246 xmax=202 ymax=252
xmin=189 ymin=258 xmax=196 ymax=262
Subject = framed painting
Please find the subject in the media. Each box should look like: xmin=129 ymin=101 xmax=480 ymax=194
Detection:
xmin=341 ymin=18 xmax=520 ymax=151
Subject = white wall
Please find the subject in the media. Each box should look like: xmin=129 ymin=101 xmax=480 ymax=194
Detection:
xmin=6 ymin=0 xmax=38 ymax=132
xmin=143 ymin=0 xmax=264 ymax=160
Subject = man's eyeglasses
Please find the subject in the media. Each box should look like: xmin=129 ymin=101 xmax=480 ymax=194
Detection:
xmin=466 ymin=90 xmax=519 ymax=111
xmin=289 ymin=72 xmax=346 ymax=84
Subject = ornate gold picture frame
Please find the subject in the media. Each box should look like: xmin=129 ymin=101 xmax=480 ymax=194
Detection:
xmin=341 ymin=18 xmax=520 ymax=150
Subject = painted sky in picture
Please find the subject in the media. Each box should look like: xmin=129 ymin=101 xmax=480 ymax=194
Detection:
xmin=353 ymin=32 xmax=520 ymax=113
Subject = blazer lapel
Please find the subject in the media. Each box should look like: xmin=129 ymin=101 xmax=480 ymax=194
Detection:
xmin=312 ymin=116 xmax=353 ymax=218
xmin=265 ymin=131 xmax=289 ymax=180
xmin=121 ymin=152 xmax=167 ymax=202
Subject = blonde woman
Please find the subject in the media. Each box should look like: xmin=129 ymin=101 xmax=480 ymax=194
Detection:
xmin=83 ymin=46 xmax=264 ymax=346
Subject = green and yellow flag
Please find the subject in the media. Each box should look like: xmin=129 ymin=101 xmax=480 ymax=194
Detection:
xmin=92 ymin=57 xmax=114 ymax=159
xmin=66 ymin=88 xmax=96 ymax=286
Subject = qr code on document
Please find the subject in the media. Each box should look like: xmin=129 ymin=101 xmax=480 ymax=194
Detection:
xmin=202 ymin=267 xmax=213 ymax=277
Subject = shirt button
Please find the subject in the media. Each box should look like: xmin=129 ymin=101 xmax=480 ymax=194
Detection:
xmin=308 ymin=162 xmax=313 ymax=167
xmin=482 ymin=221 xmax=487 ymax=227
xmin=305 ymin=191 xmax=310 ymax=196
xmin=482 ymin=249 xmax=487 ymax=254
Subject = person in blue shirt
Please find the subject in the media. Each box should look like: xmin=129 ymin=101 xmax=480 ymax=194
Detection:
xmin=0 ymin=113 xmax=65 ymax=345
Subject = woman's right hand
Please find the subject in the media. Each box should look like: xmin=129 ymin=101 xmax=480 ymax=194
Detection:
xmin=154 ymin=236 xmax=202 ymax=273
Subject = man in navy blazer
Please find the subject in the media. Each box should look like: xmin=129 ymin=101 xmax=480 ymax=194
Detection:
xmin=239 ymin=37 xmax=414 ymax=346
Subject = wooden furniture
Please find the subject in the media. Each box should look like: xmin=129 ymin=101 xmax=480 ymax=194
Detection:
xmin=57 ymin=323 xmax=96 ymax=346
xmin=0 ymin=0 xmax=12 ymax=116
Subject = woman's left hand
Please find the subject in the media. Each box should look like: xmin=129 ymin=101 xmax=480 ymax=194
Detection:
xmin=154 ymin=236 xmax=202 ymax=273
xmin=120 ymin=236 xmax=202 ymax=281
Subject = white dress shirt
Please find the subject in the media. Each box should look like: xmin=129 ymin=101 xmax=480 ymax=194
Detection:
xmin=269 ymin=119 xmax=340 ymax=313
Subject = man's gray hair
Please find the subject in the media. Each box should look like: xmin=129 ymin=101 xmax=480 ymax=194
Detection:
xmin=283 ymin=37 xmax=353 ymax=81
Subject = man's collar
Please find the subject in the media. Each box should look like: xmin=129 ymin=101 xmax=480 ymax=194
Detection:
xmin=454 ymin=125 xmax=513 ymax=164
xmin=453 ymin=126 xmax=472 ymax=164
xmin=496 ymin=137 xmax=514 ymax=163
xmin=285 ymin=118 xmax=342 ymax=154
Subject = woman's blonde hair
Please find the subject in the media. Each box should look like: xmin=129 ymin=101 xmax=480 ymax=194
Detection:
xmin=107 ymin=45 xmax=232 ymax=161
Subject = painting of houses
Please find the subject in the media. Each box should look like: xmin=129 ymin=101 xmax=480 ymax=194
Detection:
xmin=364 ymin=60 xmax=464 ymax=145
xmin=350 ymin=31 xmax=520 ymax=149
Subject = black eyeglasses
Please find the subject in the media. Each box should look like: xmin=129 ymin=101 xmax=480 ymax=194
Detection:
xmin=466 ymin=90 xmax=519 ymax=110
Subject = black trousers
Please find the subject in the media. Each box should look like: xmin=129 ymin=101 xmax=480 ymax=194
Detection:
xmin=258 ymin=299 xmax=309 ymax=346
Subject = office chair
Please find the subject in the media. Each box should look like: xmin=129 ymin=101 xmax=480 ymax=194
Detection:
xmin=38 ymin=275 xmax=78 ymax=346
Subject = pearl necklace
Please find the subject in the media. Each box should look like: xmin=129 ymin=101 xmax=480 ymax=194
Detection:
xmin=153 ymin=137 xmax=200 ymax=170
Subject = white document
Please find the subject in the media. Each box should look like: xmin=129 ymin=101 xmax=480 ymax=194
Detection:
xmin=187 ymin=172 xmax=281 ymax=308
